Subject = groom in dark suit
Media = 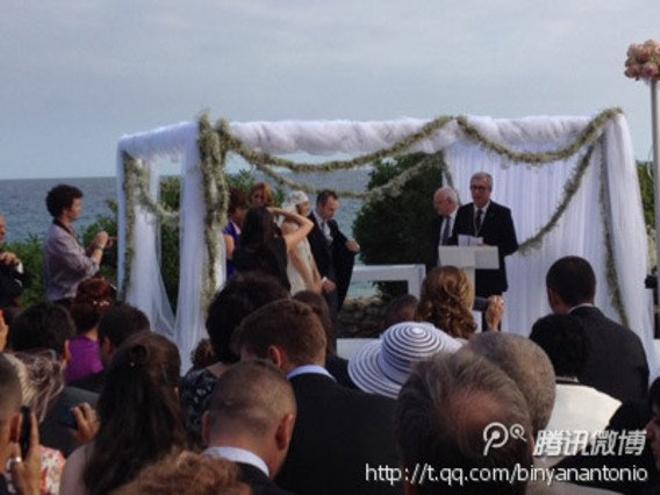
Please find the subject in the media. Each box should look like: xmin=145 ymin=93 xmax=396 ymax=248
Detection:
xmin=450 ymin=172 xmax=518 ymax=297
xmin=307 ymin=190 xmax=359 ymax=316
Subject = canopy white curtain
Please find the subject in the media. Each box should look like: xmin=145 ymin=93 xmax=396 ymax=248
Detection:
xmin=117 ymin=111 xmax=656 ymax=375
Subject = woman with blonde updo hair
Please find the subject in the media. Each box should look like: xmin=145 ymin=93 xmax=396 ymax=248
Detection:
xmin=415 ymin=266 xmax=477 ymax=340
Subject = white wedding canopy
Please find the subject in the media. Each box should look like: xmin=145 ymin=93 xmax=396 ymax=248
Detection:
xmin=117 ymin=112 xmax=657 ymax=375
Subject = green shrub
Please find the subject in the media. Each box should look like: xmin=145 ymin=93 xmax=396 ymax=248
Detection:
xmin=4 ymin=235 xmax=45 ymax=307
xmin=352 ymin=153 xmax=445 ymax=299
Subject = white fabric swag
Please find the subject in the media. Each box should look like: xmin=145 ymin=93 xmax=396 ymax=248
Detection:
xmin=116 ymin=113 xmax=657 ymax=375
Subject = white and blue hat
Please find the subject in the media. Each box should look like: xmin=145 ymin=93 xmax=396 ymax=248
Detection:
xmin=348 ymin=321 xmax=463 ymax=399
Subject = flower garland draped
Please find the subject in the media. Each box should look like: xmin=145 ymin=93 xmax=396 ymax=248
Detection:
xmin=120 ymin=108 xmax=628 ymax=321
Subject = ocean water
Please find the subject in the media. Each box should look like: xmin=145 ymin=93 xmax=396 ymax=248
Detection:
xmin=0 ymin=170 xmax=371 ymax=242
xmin=0 ymin=170 xmax=375 ymax=295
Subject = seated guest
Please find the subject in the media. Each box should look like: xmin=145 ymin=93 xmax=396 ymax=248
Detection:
xmin=10 ymin=303 xmax=97 ymax=456
xmin=530 ymin=315 xmax=621 ymax=438
xmin=235 ymin=299 xmax=402 ymax=495
xmin=71 ymin=303 xmax=150 ymax=393
xmin=380 ymin=294 xmax=418 ymax=335
xmin=189 ymin=338 xmax=217 ymax=371
xmin=180 ymin=272 xmax=289 ymax=446
xmin=4 ymin=353 xmax=65 ymax=495
xmin=114 ymin=451 xmax=250 ymax=495
xmin=66 ymin=278 xmax=115 ymax=384
xmin=349 ymin=321 xmax=462 ymax=399
xmin=234 ymin=206 xmax=313 ymax=290
xmin=397 ymin=351 xmax=533 ymax=494
xmin=293 ymin=290 xmax=355 ymax=388
xmin=43 ymin=184 xmax=110 ymax=306
xmin=415 ymin=266 xmax=504 ymax=339
xmin=60 ymin=333 xmax=187 ymax=495
xmin=546 ymin=256 xmax=648 ymax=403
xmin=462 ymin=332 xmax=555 ymax=438
xmin=203 ymin=360 xmax=296 ymax=495
xmin=0 ymin=354 xmax=42 ymax=495
xmin=223 ymin=188 xmax=249 ymax=279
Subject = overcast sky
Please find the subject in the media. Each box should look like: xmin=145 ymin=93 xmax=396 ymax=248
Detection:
xmin=0 ymin=0 xmax=658 ymax=179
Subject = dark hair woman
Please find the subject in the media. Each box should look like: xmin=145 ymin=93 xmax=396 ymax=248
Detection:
xmin=59 ymin=333 xmax=187 ymax=495
xmin=233 ymin=206 xmax=313 ymax=291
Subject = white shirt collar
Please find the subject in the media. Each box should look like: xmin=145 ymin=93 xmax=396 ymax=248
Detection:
xmin=568 ymin=303 xmax=595 ymax=313
xmin=204 ymin=446 xmax=269 ymax=477
xmin=287 ymin=364 xmax=335 ymax=381
xmin=474 ymin=201 xmax=490 ymax=215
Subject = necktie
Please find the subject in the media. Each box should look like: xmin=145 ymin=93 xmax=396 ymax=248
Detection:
xmin=441 ymin=216 xmax=451 ymax=245
xmin=475 ymin=209 xmax=483 ymax=233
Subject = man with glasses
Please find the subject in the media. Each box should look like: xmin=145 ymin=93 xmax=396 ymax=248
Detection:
xmin=450 ymin=172 xmax=518 ymax=298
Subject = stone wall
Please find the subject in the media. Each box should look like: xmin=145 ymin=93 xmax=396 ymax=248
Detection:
xmin=336 ymin=296 xmax=387 ymax=338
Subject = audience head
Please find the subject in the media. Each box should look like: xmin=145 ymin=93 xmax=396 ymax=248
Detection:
xmin=249 ymin=182 xmax=274 ymax=208
xmin=70 ymin=277 xmax=116 ymax=335
xmin=546 ymin=256 xmax=596 ymax=314
xmin=97 ymin=302 xmax=151 ymax=366
xmin=190 ymin=338 xmax=217 ymax=371
xmin=349 ymin=321 xmax=462 ymax=399
xmin=416 ymin=266 xmax=476 ymax=340
xmin=10 ymin=302 xmax=75 ymax=359
xmin=463 ymin=333 xmax=555 ymax=436
xmin=204 ymin=360 xmax=296 ymax=477
xmin=227 ymin=187 xmax=249 ymax=227
xmin=315 ymin=189 xmax=339 ymax=221
xmin=236 ymin=299 xmax=327 ymax=373
xmin=397 ymin=351 xmax=532 ymax=495
xmin=4 ymin=351 xmax=65 ymax=423
xmin=114 ymin=451 xmax=250 ymax=495
xmin=433 ymin=186 xmax=458 ymax=217
xmin=0 ymin=354 xmax=22 ymax=469
xmin=206 ymin=272 xmax=289 ymax=364
xmin=381 ymin=294 xmax=419 ymax=334
xmin=84 ymin=333 xmax=186 ymax=495
xmin=293 ymin=290 xmax=335 ymax=353
xmin=45 ymin=184 xmax=83 ymax=219
xmin=530 ymin=314 xmax=588 ymax=379
xmin=470 ymin=172 xmax=493 ymax=209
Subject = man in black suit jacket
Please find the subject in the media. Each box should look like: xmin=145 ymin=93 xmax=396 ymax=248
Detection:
xmin=202 ymin=360 xmax=296 ymax=495
xmin=450 ymin=172 xmax=518 ymax=297
xmin=236 ymin=299 xmax=402 ymax=495
xmin=546 ymin=256 xmax=649 ymax=403
xmin=430 ymin=186 xmax=459 ymax=269
xmin=307 ymin=190 xmax=359 ymax=317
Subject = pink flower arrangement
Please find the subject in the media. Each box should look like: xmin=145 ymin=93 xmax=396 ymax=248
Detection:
xmin=625 ymin=39 xmax=660 ymax=81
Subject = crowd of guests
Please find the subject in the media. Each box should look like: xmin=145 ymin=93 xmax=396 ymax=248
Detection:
xmin=0 ymin=180 xmax=659 ymax=494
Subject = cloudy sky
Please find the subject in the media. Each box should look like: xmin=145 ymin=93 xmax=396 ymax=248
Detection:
xmin=0 ymin=0 xmax=658 ymax=179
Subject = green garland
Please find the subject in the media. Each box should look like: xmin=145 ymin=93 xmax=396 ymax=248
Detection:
xmin=456 ymin=108 xmax=623 ymax=165
xmin=599 ymin=154 xmax=629 ymax=327
xmin=518 ymin=147 xmax=595 ymax=254
xmin=120 ymin=152 xmax=137 ymax=299
xmin=198 ymin=116 xmax=229 ymax=305
xmin=120 ymin=108 xmax=627 ymax=317
xmin=214 ymin=116 xmax=454 ymax=173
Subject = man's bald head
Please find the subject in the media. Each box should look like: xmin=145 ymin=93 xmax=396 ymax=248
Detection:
xmin=206 ymin=360 xmax=296 ymax=439
xmin=463 ymin=333 xmax=555 ymax=436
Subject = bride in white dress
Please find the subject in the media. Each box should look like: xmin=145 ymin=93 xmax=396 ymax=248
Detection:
xmin=280 ymin=191 xmax=322 ymax=294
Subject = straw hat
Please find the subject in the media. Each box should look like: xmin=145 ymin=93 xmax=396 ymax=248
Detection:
xmin=348 ymin=321 xmax=463 ymax=399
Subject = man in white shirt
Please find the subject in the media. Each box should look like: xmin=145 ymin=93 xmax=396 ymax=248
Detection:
xmin=202 ymin=360 xmax=296 ymax=495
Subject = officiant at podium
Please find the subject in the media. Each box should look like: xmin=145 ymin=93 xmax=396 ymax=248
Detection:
xmin=450 ymin=172 xmax=518 ymax=298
